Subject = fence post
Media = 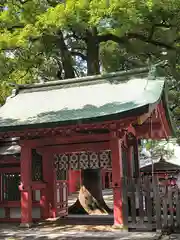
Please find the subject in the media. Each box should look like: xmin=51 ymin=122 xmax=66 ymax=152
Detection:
xmin=136 ymin=178 xmax=144 ymax=226
xmin=122 ymin=177 xmax=129 ymax=228
xmin=144 ymin=176 xmax=153 ymax=230
xmin=168 ymin=186 xmax=174 ymax=228
xmin=130 ymin=177 xmax=136 ymax=225
xmin=153 ymin=175 xmax=162 ymax=232
xmin=175 ymin=187 xmax=180 ymax=228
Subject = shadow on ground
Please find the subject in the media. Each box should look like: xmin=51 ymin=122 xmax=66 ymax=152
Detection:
xmin=0 ymin=190 xmax=157 ymax=239
xmin=0 ymin=224 xmax=159 ymax=240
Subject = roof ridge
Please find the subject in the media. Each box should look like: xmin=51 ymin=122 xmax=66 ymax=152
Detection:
xmin=16 ymin=66 xmax=150 ymax=90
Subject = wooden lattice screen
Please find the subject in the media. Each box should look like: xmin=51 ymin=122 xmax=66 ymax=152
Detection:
xmin=56 ymin=170 xmax=67 ymax=181
xmin=32 ymin=149 xmax=43 ymax=181
xmin=1 ymin=173 xmax=20 ymax=201
xmin=54 ymin=150 xmax=111 ymax=171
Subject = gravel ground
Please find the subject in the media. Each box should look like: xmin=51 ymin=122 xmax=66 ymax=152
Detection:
xmin=0 ymin=189 xmax=179 ymax=239
xmin=0 ymin=224 xmax=161 ymax=240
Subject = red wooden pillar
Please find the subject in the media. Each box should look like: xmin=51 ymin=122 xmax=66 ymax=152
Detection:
xmin=110 ymin=132 xmax=124 ymax=227
xmin=41 ymin=152 xmax=54 ymax=219
xmin=20 ymin=145 xmax=32 ymax=227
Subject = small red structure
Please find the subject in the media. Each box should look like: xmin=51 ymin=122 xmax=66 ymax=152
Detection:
xmin=0 ymin=138 xmax=21 ymax=222
xmin=141 ymin=157 xmax=180 ymax=186
xmin=0 ymin=138 xmax=48 ymax=222
xmin=101 ymin=155 xmax=180 ymax=190
xmin=0 ymin=66 xmax=174 ymax=227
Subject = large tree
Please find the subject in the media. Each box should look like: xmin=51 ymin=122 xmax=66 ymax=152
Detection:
xmin=0 ymin=0 xmax=180 ymax=213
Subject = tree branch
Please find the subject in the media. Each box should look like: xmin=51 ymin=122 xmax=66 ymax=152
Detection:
xmin=70 ymin=51 xmax=87 ymax=61
xmin=5 ymin=24 xmax=24 ymax=32
xmin=98 ymin=34 xmax=126 ymax=44
xmin=154 ymin=23 xmax=176 ymax=28
xmin=65 ymin=32 xmax=86 ymax=41
xmin=98 ymin=33 xmax=176 ymax=50
xmin=67 ymin=44 xmax=87 ymax=51
xmin=148 ymin=25 xmax=155 ymax=41
xmin=46 ymin=0 xmax=64 ymax=7
xmin=128 ymin=33 xmax=176 ymax=50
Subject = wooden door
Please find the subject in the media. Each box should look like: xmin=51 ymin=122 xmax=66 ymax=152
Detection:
xmin=55 ymin=180 xmax=68 ymax=217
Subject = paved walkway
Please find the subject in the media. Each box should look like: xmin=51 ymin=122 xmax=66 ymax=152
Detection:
xmin=0 ymin=224 xmax=161 ymax=239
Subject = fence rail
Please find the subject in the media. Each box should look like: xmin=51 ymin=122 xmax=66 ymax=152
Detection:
xmin=122 ymin=176 xmax=180 ymax=231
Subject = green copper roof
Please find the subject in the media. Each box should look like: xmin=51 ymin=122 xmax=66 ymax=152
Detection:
xmin=0 ymin=67 xmax=173 ymax=132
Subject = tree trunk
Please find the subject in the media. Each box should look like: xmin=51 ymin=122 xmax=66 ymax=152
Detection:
xmin=69 ymin=169 xmax=112 ymax=215
xmin=57 ymin=30 xmax=75 ymax=79
xmin=86 ymin=28 xmax=100 ymax=75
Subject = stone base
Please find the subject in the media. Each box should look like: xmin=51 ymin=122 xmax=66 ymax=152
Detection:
xmin=20 ymin=222 xmax=33 ymax=228
xmin=112 ymin=224 xmax=128 ymax=232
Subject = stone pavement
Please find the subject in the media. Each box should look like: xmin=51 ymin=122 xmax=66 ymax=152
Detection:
xmin=0 ymin=224 xmax=161 ymax=240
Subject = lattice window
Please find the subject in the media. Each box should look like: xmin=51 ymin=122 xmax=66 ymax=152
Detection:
xmin=57 ymin=170 xmax=67 ymax=181
xmin=32 ymin=149 xmax=43 ymax=181
xmin=54 ymin=154 xmax=68 ymax=170
xmin=54 ymin=154 xmax=68 ymax=180
xmin=69 ymin=153 xmax=79 ymax=170
xmin=54 ymin=150 xmax=112 ymax=172
xmin=79 ymin=152 xmax=89 ymax=169
xmin=89 ymin=152 xmax=99 ymax=169
xmin=1 ymin=173 xmax=20 ymax=201
xmin=99 ymin=150 xmax=111 ymax=169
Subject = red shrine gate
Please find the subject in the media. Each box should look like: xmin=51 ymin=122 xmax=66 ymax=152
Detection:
xmin=0 ymin=65 xmax=175 ymax=229
xmin=1 ymin=133 xmax=150 ymax=226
